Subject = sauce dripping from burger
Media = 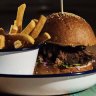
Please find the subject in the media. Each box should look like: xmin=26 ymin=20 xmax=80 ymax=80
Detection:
xmin=60 ymin=0 xmax=64 ymax=14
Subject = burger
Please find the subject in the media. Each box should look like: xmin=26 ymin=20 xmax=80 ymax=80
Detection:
xmin=34 ymin=12 xmax=96 ymax=75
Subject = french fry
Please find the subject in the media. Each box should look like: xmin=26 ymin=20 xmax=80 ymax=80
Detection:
xmin=5 ymin=34 xmax=35 ymax=49
xmin=21 ymin=34 xmax=35 ymax=44
xmin=21 ymin=20 xmax=36 ymax=35
xmin=0 ymin=35 xmax=5 ymax=49
xmin=16 ymin=4 xmax=26 ymax=32
xmin=44 ymin=32 xmax=51 ymax=39
xmin=14 ymin=20 xmax=17 ymax=26
xmin=0 ymin=4 xmax=50 ymax=50
xmin=30 ymin=15 xmax=47 ymax=39
xmin=9 ymin=25 xmax=18 ymax=35
xmin=36 ymin=32 xmax=51 ymax=44
xmin=14 ymin=40 xmax=23 ymax=49
xmin=10 ymin=34 xmax=35 ymax=44
xmin=33 ymin=19 xmax=38 ymax=24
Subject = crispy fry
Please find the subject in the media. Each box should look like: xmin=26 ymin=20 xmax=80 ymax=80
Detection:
xmin=21 ymin=20 xmax=36 ymax=35
xmin=16 ymin=4 xmax=26 ymax=32
xmin=14 ymin=40 xmax=23 ymax=49
xmin=33 ymin=19 xmax=38 ymax=24
xmin=14 ymin=20 xmax=17 ymax=26
xmin=30 ymin=15 xmax=47 ymax=39
xmin=20 ymin=34 xmax=35 ymax=44
xmin=9 ymin=25 xmax=18 ymax=35
xmin=36 ymin=32 xmax=51 ymax=44
xmin=5 ymin=34 xmax=35 ymax=49
xmin=44 ymin=32 xmax=51 ymax=39
xmin=0 ymin=4 xmax=50 ymax=50
xmin=10 ymin=34 xmax=35 ymax=44
xmin=0 ymin=35 xmax=5 ymax=49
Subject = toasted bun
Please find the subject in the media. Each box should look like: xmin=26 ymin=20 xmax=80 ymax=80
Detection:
xmin=43 ymin=12 xmax=96 ymax=46
xmin=60 ymin=62 xmax=93 ymax=73
xmin=34 ymin=62 xmax=93 ymax=75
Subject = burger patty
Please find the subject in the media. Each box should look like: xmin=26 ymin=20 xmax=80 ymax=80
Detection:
xmin=34 ymin=43 xmax=96 ymax=74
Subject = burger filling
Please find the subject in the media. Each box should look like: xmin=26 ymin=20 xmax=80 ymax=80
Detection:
xmin=34 ymin=43 xmax=96 ymax=74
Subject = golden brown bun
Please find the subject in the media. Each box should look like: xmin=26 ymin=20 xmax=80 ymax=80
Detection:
xmin=43 ymin=12 xmax=96 ymax=46
xmin=34 ymin=62 xmax=93 ymax=75
xmin=60 ymin=62 xmax=93 ymax=73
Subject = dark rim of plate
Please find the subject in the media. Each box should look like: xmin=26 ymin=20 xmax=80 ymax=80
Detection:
xmin=0 ymin=69 xmax=96 ymax=78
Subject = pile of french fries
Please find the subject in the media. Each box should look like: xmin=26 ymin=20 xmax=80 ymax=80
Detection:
xmin=0 ymin=4 xmax=51 ymax=50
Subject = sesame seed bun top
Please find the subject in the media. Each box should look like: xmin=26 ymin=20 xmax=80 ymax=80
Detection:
xmin=43 ymin=12 xmax=96 ymax=46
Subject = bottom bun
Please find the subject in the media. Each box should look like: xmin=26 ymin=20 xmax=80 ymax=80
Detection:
xmin=34 ymin=62 xmax=93 ymax=75
xmin=60 ymin=62 xmax=93 ymax=73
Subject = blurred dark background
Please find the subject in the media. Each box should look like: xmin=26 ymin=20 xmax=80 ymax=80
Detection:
xmin=0 ymin=0 xmax=96 ymax=34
